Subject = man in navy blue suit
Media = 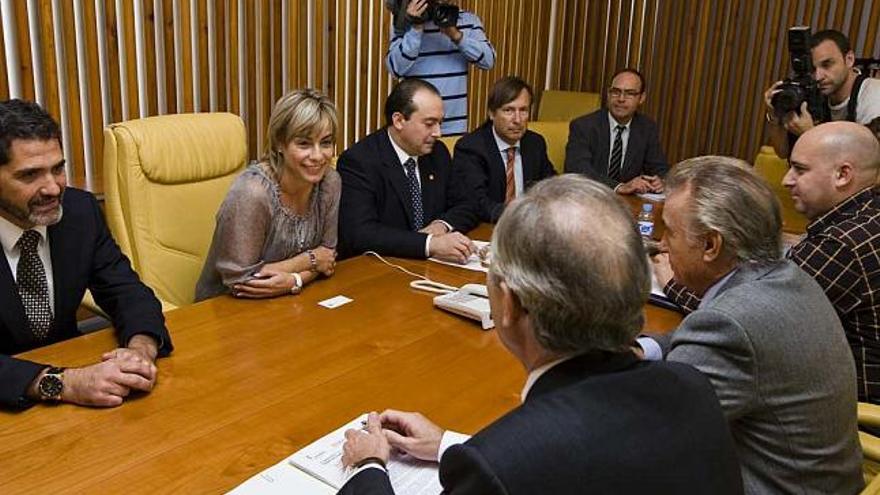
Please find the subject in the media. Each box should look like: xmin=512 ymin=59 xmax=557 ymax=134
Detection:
xmin=337 ymin=79 xmax=478 ymax=263
xmin=336 ymin=175 xmax=742 ymax=495
xmin=0 ymin=99 xmax=171 ymax=410
xmin=453 ymin=76 xmax=556 ymax=223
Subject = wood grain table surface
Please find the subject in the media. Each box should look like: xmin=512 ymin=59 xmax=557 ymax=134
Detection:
xmin=0 ymin=221 xmax=683 ymax=494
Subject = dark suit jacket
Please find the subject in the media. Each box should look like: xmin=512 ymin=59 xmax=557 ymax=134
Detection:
xmin=337 ymin=128 xmax=478 ymax=259
xmin=564 ymin=109 xmax=669 ymax=189
xmin=0 ymin=188 xmax=171 ymax=410
xmin=453 ymin=121 xmax=556 ymax=223
xmin=338 ymin=351 xmax=744 ymax=495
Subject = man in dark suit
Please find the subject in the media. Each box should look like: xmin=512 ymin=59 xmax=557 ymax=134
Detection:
xmin=337 ymin=79 xmax=478 ymax=263
xmin=0 ymin=99 xmax=171 ymax=410
xmin=337 ymin=175 xmax=743 ymax=495
xmin=453 ymin=76 xmax=556 ymax=223
xmin=564 ymin=68 xmax=668 ymax=195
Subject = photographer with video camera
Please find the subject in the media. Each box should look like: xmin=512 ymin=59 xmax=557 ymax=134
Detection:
xmin=765 ymin=28 xmax=880 ymax=158
xmin=384 ymin=0 xmax=495 ymax=136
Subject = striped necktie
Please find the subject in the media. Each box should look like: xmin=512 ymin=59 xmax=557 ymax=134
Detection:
xmin=505 ymin=146 xmax=517 ymax=204
xmin=608 ymin=124 xmax=625 ymax=182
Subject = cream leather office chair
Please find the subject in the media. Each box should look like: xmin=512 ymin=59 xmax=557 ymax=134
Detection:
xmin=537 ymin=90 xmax=601 ymax=122
xmin=860 ymin=402 xmax=880 ymax=493
xmin=102 ymin=112 xmax=247 ymax=309
xmin=753 ymin=145 xmax=808 ymax=233
xmin=528 ymin=121 xmax=569 ymax=174
xmin=439 ymin=135 xmax=461 ymax=157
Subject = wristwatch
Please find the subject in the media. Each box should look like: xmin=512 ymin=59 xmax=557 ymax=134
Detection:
xmin=291 ymin=272 xmax=304 ymax=295
xmin=37 ymin=367 xmax=65 ymax=401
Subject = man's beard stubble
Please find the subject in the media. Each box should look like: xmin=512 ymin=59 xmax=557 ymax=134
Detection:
xmin=0 ymin=190 xmax=64 ymax=228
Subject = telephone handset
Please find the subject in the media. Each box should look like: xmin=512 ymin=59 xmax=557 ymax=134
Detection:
xmin=433 ymin=283 xmax=494 ymax=330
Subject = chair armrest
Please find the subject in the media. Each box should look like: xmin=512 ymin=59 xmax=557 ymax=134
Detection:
xmin=860 ymin=402 xmax=880 ymax=428
xmin=81 ymin=290 xmax=177 ymax=316
xmin=81 ymin=290 xmax=109 ymax=319
xmin=862 ymin=467 xmax=880 ymax=495
xmin=861 ymin=431 xmax=880 ymax=461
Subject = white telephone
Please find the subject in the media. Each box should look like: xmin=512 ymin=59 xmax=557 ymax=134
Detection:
xmin=433 ymin=283 xmax=494 ymax=330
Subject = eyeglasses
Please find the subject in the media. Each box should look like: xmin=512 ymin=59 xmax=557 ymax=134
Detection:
xmin=608 ymin=88 xmax=642 ymax=99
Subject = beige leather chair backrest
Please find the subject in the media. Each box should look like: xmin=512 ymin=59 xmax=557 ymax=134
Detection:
xmin=103 ymin=112 xmax=247 ymax=308
xmin=528 ymin=121 xmax=569 ymax=174
xmin=537 ymin=90 xmax=601 ymax=122
xmin=753 ymin=145 xmax=807 ymax=233
xmin=439 ymin=135 xmax=461 ymax=157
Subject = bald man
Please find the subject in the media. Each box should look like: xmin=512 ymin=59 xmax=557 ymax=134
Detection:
xmin=782 ymin=121 xmax=880 ymax=403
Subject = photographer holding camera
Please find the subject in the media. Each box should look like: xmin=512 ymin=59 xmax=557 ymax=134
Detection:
xmin=765 ymin=29 xmax=880 ymax=158
xmin=384 ymin=0 xmax=495 ymax=136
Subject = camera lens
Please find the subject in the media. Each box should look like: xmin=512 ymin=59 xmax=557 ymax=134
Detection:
xmin=771 ymin=82 xmax=806 ymax=115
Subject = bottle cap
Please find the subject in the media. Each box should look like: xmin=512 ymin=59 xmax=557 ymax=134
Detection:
xmin=642 ymin=203 xmax=653 ymax=212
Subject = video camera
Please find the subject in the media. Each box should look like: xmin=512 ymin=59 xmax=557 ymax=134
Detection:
xmin=771 ymin=26 xmax=830 ymax=122
xmin=393 ymin=0 xmax=460 ymax=31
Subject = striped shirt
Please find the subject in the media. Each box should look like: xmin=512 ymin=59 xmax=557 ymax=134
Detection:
xmin=664 ymin=186 xmax=880 ymax=403
xmin=385 ymin=11 xmax=495 ymax=136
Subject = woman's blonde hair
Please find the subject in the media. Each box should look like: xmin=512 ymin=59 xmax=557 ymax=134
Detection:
xmin=265 ymin=88 xmax=338 ymax=172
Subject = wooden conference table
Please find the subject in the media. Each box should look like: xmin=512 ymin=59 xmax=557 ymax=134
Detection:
xmin=0 ymin=221 xmax=682 ymax=494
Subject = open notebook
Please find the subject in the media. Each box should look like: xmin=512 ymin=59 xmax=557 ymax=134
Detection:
xmin=229 ymin=415 xmax=442 ymax=495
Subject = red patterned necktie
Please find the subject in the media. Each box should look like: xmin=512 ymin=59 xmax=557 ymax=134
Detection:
xmin=505 ymin=146 xmax=517 ymax=204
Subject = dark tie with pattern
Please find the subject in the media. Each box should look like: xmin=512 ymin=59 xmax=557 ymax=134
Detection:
xmin=403 ymin=158 xmax=424 ymax=230
xmin=16 ymin=230 xmax=52 ymax=340
xmin=608 ymin=124 xmax=625 ymax=182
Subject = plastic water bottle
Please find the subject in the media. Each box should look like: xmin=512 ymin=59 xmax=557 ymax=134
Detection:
xmin=638 ymin=203 xmax=655 ymax=240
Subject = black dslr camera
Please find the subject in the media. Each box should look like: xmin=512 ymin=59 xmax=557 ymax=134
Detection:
xmin=771 ymin=26 xmax=830 ymax=122
xmin=393 ymin=0 xmax=460 ymax=31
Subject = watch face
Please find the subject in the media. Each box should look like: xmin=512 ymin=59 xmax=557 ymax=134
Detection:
xmin=39 ymin=374 xmax=63 ymax=399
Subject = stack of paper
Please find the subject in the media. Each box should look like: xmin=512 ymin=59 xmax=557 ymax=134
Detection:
xmin=229 ymin=415 xmax=442 ymax=495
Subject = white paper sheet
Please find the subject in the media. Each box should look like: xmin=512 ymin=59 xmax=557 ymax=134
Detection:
xmin=428 ymin=240 xmax=490 ymax=273
xmin=227 ymin=458 xmax=334 ymax=495
xmin=288 ymin=415 xmax=442 ymax=494
xmin=637 ymin=192 xmax=666 ymax=202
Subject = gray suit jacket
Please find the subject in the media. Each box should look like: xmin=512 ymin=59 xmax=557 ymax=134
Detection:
xmin=658 ymin=261 xmax=863 ymax=494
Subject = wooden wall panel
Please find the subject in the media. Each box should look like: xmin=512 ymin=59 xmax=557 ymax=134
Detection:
xmin=1 ymin=0 xmax=879 ymax=193
xmin=549 ymin=0 xmax=880 ymax=164
xmin=0 ymin=10 xmax=7 ymax=101
xmin=14 ymin=2 xmax=36 ymax=102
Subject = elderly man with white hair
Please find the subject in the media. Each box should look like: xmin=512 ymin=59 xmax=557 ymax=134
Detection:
xmin=640 ymin=156 xmax=864 ymax=494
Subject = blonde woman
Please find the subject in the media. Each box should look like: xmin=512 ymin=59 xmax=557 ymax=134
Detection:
xmin=196 ymin=89 xmax=340 ymax=300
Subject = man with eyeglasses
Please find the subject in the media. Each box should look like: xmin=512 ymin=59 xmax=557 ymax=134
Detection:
xmin=564 ymin=68 xmax=668 ymax=195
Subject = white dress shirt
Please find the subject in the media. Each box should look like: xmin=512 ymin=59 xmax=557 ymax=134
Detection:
xmin=491 ymin=127 xmax=524 ymax=197
xmin=0 ymin=215 xmax=55 ymax=312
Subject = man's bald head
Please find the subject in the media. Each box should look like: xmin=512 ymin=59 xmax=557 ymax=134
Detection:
xmin=785 ymin=121 xmax=880 ymax=220
xmin=802 ymin=122 xmax=879 ymax=181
